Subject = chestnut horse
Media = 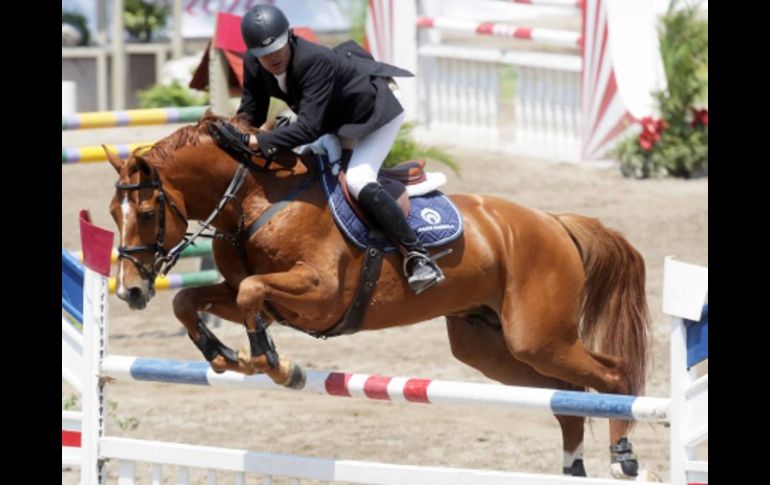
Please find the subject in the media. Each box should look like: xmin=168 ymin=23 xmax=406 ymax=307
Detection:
xmin=105 ymin=115 xmax=649 ymax=478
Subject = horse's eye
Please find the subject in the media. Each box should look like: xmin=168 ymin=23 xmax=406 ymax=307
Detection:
xmin=139 ymin=211 xmax=156 ymax=222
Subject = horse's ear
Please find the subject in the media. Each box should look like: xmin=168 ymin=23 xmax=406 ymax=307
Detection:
xmin=103 ymin=145 xmax=125 ymax=173
xmin=134 ymin=156 xmax=156 ymax=179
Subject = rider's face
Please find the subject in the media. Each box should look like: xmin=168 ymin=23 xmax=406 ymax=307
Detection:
xmin=258 ymin=43 xmax=291 ymax=75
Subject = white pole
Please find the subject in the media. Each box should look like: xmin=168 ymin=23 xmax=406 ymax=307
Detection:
xmin=112 ymin=0 xmax=126 ymax=110
xmin=80 ymin=212 xmax=115 ymax=484
xmin=663 ymin=256 xmax=708 ymax=485
xmin=209 ymin=17 xmax=234 ymax=116
xmin=62 ymin=81 xmax=77 ymax=116
xmin=172 ymin=0 xmax=184 ymax=59
xmin=97 ymin=0 xmax=108 ymax=46
xmin=392 ymin=0 xmax=418 ymax=121
xmin=81 ymin=254 xmax=109 ymax=484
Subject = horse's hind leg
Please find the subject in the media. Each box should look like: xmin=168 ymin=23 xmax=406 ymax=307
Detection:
xmin=498 ymin=277 xmax=640 ymax=477
xmin=172 ymin=281 xmax=257 ymax=375
xmin=446 ymin=315 xmax=587 ymax=476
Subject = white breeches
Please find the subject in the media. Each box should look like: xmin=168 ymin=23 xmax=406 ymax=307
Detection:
xmin=343 ymin=110 xmax=405 ymax=199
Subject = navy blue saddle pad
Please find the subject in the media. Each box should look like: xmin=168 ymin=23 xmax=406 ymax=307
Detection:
xmin=316 ymin=156 xmax=463 ymax=252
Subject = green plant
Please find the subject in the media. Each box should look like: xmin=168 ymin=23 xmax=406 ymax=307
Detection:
xmin=349 ymin=0 xmax=367 ymax=46
xmin=384 ymin=122 xmax=460 ymax=176
xmin=611 ymin=0 xmax=708 ymax=179
xmin=62 ymin=11 xmax=91 ymax=46
xmin=124 ymin=0 xmax=167 ymax=42
xmin=62 ymin=394 xmax=79 ymax=410
xmin=500 ymin=65 xmax=518 ymax=102
xmin=108 ymin=400 xmax=139 ymax=431
xmin=138 ymin=81 xmax=209 ymax=108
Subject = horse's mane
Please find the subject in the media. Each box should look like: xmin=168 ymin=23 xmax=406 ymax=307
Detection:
xmin=135 ymin=113 xmax=312 ymax=173
xmin=135 ymin=114 xmax=255 ymax=168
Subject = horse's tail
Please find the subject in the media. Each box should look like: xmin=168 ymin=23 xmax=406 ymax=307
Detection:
xmin=555 ymin=213 xmax=650 ymax=397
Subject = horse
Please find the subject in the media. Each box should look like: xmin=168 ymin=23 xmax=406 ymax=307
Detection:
xmin=104 ymin=114 xmax=650 ymax=479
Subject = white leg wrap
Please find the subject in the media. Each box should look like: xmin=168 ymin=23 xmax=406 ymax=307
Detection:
xmin=563 ymin=443 xmax=584 ymax=468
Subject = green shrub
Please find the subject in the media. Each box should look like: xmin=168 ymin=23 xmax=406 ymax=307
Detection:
xmin=138 ymin=81 xmax=209 ymax=108
xmin=62 ymin=11 xmax=91 ymax=46
xmin=384 ymin=122 xmax=460 ymax=175
xmin=124 ymin=0 xmax=167 ymax=42
xmin=612 ymin=0 xmax=707 ymax=179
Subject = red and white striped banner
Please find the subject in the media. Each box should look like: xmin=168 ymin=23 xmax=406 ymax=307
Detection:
xmin=365 ymin=0 xmax=396 ymax=63
xmin=581 ymin=0 xmax=666 ymax=159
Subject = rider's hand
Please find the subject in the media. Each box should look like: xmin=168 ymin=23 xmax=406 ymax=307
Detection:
xmin=221 ymin=121 xmax=249 ymax=146
xmin=214 ymin=121 xmax=252 ymax=151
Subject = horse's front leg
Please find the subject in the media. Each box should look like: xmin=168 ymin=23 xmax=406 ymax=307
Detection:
xmin=236 ymin=261 xmax=327 ymax=388
xmin=172 ymin=281 xmax=259 ymax=375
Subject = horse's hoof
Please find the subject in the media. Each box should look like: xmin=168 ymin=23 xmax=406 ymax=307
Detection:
xmin=209 ymin=359 xmax=227 ymax=374
xmin=563 ymin=459 xmax=586 ymax=477
xmin=610 ymin=461 xmax=640 ymax=479
xmin=281 ymin=361 xmax=306 ymax=389
xmin=610 ymin=437 xmax=638 ymax=478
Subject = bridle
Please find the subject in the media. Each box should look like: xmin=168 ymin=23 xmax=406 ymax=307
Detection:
xmin=114 ymin=156 xmax=254 ymax=283
xmin=114 ymin=176 xmax=188 ymax=282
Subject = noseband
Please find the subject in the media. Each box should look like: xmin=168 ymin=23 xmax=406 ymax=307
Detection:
xmin=115 ymin=177 xmax=188 ymax=282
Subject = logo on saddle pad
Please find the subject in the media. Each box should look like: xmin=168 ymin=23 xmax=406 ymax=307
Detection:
xmin=420 ymin=208 xmax=442 ymax=225
xmin=417 ymin=208 xmax=454 ymax=234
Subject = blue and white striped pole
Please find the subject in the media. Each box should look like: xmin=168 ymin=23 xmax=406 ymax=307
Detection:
xmin=102 ymin=356 xmax=670 ymax=422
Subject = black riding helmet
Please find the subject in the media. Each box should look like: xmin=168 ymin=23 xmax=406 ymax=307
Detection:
xmin=241 ymin=4 xmax=290 ymax=57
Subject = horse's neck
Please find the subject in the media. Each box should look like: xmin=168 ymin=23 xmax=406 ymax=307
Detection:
xmin=169 ymin=150 xmax=316 ymax=232
xmin=163 ymin=154 xmax=261 ymax=227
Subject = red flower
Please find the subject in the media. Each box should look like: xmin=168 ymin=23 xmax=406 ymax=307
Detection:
xmin=640 ymin=116 xmax=657 ymax=134
xmin=639 ymin=130 xmax=657 ymax=151
xmin=637 ymin=115 xmax=666 ymax=151
xmin=691 ymin=108 xmax=708 ymax=127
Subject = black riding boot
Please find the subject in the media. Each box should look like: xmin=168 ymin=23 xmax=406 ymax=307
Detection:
xmin=357 ymin=182 xmax=443 ymax=293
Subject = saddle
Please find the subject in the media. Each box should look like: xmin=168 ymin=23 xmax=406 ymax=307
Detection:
xmin=337 ymin=151 xmax=427 ymax=228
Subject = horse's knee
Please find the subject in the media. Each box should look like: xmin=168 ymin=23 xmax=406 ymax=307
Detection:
xmin=506 ymin=337 xmax=556 ymax=368
xmin=236 ymin=278 xmax=266 ymax=313
xmin=172 ymin=288 xmax=198 ymax=321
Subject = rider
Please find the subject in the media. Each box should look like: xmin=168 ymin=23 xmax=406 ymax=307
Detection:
xmin=219 ymin=4 xmax=442 ymax=293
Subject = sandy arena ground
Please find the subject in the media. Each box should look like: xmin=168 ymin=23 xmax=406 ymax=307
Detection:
xmin=62 ymin=124 xmax=707 ymax=483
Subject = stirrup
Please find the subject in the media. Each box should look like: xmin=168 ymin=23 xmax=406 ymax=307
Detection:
xmin=403 ymin=251 xmax=447 ymax=294
xmin=401 ymin=248 xmax=452 ymax=277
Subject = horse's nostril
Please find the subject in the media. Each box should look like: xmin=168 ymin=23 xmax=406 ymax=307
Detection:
xmin=128 ymin=287 xmax=143 ymax=302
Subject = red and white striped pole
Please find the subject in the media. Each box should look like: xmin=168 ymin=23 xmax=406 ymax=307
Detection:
xmin=417 ymin=17 xmax=583 ymax=48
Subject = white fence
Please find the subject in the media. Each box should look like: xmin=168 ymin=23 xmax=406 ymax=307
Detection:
xmin=411 ymin=0 xmax=583 ymax=160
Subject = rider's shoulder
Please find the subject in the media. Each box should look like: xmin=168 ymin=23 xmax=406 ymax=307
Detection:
xmin=293 ymin=39 xmax=336 ymax=70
